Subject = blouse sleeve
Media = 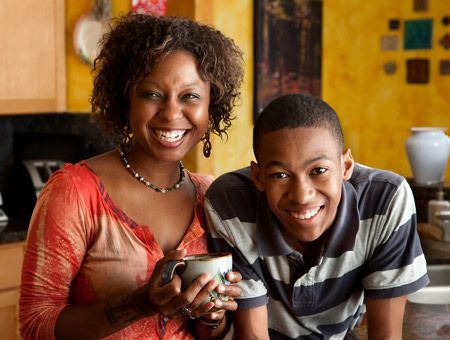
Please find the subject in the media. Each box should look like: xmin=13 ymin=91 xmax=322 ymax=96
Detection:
xmin=19 ymin=168 xmax=92 ymax=340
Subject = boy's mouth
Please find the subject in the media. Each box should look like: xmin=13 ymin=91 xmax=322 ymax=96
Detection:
xmin=289 ymin=206 xmax=322 ymax=220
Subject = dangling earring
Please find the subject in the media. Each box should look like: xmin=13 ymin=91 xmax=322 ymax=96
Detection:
xmin=121 ymin=125 xmax=133 ymax=151
xmin=202 ymin=129 xmax=212 ymax=158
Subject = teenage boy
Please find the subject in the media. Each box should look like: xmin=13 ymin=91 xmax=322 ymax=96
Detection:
xmin=205 ymin=94 xmax=428 ymax=339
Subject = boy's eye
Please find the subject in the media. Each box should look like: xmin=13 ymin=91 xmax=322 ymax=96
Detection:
xmin=269 ymin=172 xmax=289 ymax=179
xmin=311 ymin=167 xmax=327 ymax=175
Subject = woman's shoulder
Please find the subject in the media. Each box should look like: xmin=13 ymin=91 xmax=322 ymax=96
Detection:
xmin=188 ymin=172 xmax=215 ymax=188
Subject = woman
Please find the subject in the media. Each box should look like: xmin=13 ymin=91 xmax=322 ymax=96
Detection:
xmin=19 ymin=13 xmax=244 ymax=339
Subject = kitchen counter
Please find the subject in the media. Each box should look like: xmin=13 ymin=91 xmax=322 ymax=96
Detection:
xmin=353 ymin=301 xmax=450 ymax=339
xmin=0 ymin=216 xmax=28 ymax=244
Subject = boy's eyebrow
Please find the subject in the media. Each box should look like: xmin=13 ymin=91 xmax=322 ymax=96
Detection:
xmin=261 ymin=155 xmax=332 ymax=168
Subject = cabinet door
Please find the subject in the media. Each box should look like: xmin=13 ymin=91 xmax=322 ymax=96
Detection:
xmin=0 ymin=289 xmax=20 ymax=340
xmin=0 ymin=0 xmax=66 ymax=114
xmin=0 ymin=242 xmax=25 ymax=339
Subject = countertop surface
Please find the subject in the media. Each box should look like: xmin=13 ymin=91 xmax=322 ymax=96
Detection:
xmin=0 ymin=216 xmax=28 ymax=244
xmin=353 ymin=301 xmax=450 ymax=339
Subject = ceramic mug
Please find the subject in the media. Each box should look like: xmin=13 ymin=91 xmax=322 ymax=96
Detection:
xmin=161 ymin=252 xmax=232 ymax=302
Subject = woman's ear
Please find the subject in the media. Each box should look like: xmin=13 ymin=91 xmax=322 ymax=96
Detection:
xmin=342 ymin=148 xmax=354 ymax=180
xmin=250 ymin=161 xmax=265 ymax=191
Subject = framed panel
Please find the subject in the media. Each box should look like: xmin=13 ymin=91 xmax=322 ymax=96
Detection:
xmin=254 ymin=0 xmax=322 ymax=119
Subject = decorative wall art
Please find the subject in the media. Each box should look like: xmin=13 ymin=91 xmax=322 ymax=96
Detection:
xmin=404 ymin=19 xmax=433 ymax=50
xmin=380 ymin=0 xmax=450 ymax=84
xmin=389 ymin=19 xmax=400 ymax=30
xmin=384 ymin=61 xmax=397 ymax=75
xmin=439 ymin=33 xmax=450 ymax=49
xmin=413 ymin=0 xmax=428 ymax=12
xmin=381 ymin=35 xmax=400 ymax=50
xmin=254 ymin=0 xmax=322 ymax=118
xmin=440 ymin=60 xmax=450 ymax=75
xmin=407 ymin=59 xmax=429 ymax=83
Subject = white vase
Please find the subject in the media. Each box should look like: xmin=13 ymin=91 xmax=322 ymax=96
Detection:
xmin=405 ymin=127 xmax=450 ymax=186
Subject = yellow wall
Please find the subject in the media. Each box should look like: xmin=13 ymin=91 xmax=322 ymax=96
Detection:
xmin=212 ymin=1 xmax=255 ymax=175
xmin=323 ymin=0 xmax=450 ymax=180
xmin=67 ymin=1 xmax=450 ymax=179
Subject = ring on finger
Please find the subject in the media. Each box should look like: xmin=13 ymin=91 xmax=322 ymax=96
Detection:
xmin=181 ymin=306 xmax=196 ymax=319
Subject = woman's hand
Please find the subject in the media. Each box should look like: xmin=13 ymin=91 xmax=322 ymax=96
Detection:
xmin=191 ymin=271 xmax=242 ymax=323
xmin=148 ymin=250 xmax=242 ymax=324
xmin=145 ymin=249 xmax=220 ymax=319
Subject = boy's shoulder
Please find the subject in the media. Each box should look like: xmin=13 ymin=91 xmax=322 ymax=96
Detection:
xmin=205 ymin=167 xmax=260 ymax=219
xmin=350 ymin=163 xmax=405 ymax=188
xmin=206 ymin=166 xmax=254 ymax=195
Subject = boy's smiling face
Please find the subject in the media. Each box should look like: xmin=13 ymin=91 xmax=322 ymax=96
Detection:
xmin=251 ymin=126 xmax=354 ymax=251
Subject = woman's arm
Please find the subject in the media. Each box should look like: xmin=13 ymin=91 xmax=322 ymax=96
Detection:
xmin=54 ymin=249 xmax=223 ymax=339
xmin=365 ymin=295 xmax=407 ymax=340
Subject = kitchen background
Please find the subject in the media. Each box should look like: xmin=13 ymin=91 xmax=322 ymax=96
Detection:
xmin=2 ymin=0 xmax=450 ymax=191
xmin=0 ymin=0 xmax=449 ymax=339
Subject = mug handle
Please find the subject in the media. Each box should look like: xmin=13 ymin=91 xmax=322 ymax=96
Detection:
xmin=160 ymin=259 xmax=186 ymax=286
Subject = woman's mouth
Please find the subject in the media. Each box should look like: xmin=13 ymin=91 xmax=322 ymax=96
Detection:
xmin=153 ymin=129 xmax=188 ymax=143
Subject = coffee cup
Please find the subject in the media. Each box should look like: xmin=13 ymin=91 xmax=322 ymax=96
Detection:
xmin=161 ymin=252 xmax=232 ymax=302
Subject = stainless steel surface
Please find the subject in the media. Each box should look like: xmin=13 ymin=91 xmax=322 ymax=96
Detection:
xmin=0 ymin=191 xmax=8 ymax=231
xmin=23 ymin=160 xmax=64 ymax=197
xmin=408 ymin=265 xmax=450 ymax=304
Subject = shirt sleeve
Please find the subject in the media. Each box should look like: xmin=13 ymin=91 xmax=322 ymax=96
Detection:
xmin=361 ymin=179 xmax=429 ymax=298
xmin=19 ymin=169 xmax=92 ymax=340
xmin=205 ymin=198 xmax=269 ymax=309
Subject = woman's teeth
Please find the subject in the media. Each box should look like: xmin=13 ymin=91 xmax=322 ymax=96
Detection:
xmin=290 ymin=207 xmax=320 ymax=220
xmin=154 ymin=129 xmax=186 ymax=142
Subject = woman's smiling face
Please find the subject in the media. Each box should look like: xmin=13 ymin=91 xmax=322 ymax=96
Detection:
xmin=251 ymin=126 xmax=354 ymax=251
xmin=128 ymin=50 xmax=210 ymax=163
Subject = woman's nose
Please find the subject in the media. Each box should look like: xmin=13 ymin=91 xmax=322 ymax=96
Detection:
xmin=288 ymin=179 xmax=315 ymax=204
xmin=158 ymin=98 xmax=183 ymax=121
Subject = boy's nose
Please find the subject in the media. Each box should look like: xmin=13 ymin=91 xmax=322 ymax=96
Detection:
xmin=158 ymin=98 xmax=183 ymax=121
xmin=288 ymin=180 xmax=315 ymax=204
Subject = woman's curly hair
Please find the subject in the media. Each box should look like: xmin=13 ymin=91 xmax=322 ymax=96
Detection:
xmin=90 ymin=13 xmax=244 ymax=144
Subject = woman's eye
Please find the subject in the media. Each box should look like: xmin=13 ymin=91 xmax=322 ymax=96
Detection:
xmin=311 ymin=167 xmax=327 ymax=175
xmin=140 ymin=91 xmax=160 ymax=99
xmin=269 ymin=172 xmax=289 ymax=179
xmin=182 ymin=93 xmax=200 ymax=100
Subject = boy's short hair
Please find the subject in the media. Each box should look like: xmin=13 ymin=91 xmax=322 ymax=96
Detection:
xmin=253 ymin=94 xmax=344 ymax=158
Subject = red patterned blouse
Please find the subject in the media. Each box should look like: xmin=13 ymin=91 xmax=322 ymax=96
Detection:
xmin=19 ymin=162 xmax=214 ymax=339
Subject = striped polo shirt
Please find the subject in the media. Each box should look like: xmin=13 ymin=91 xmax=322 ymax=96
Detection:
xmin=205 ymin=164 xmax=429 ymax=339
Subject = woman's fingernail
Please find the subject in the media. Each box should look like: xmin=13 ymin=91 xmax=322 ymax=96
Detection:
xmin=215 ymin=299 xmax=222 ymax=308
xmin=217 ymin=284 xmax=225 ymax=293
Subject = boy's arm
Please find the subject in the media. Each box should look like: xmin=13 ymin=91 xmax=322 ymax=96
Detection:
xmin=365 ymin=295 xmax=407 ymax=340
xmin=233 ymin=305 xmax=270 ymax=340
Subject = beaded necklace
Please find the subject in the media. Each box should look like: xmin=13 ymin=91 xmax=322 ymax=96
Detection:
xmin=118 ymin=146 xmax=185 ymax=194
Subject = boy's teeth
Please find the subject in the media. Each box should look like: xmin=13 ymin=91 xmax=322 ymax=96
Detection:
xmin=290 ymin=207 xmax=320 ymax=220
xmin=154 ymin=129 xmax=185 ymax=142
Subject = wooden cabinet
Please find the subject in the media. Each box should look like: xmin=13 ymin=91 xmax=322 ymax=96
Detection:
xmin=0 ymin=242 xmax=25 ymax=340
xmin=0 ymin=0 xmax=66 ymax=114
